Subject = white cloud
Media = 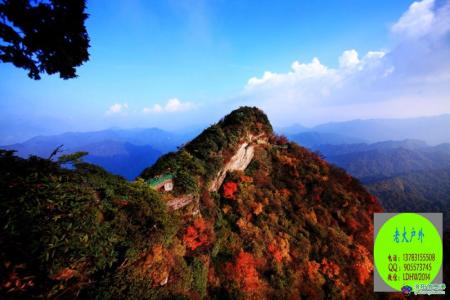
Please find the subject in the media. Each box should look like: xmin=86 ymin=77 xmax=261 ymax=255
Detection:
xmin=165 ymin=98 xmax=191 ymax=112
xmin=239 ymin=0 xmax=450 ymax=126
xmin=244 ymin=50 xmax=388 ymax=106
xmin=247 ymin=57 xmax=332 ymax=89
xmin=391 ymin=0 xmax=450 ymax=39
xmin=143 ymin=98 xmax=194 ymax=113
xmin=391 ymin=0 xmax=435 ymax=38
xmin=143 ymin=104 xmax=162 ymax=113
xmin=106 ymin=103 xmax=128 ymax=115
xmin=339 ymin=49 xmax=360 ymax=69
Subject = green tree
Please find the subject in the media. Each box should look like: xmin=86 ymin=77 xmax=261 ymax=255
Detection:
xmin=0 ymin=0 xmax=90 ymax=79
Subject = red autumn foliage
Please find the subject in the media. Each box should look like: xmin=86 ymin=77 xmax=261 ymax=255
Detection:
xmin=368 ymin=195 xmax=377 ymax=204
xmin=305 ymin=260 xmax=321 ymax=280
xmin=280 ymin=188 xmax=291 ymax=198
xmin=320 ymin=258 xmax=340 ymax=279
xmin=334 ymin=280 xmax=351 ymax=299
xmin=114 ymin=199 xmax=129 ymax=207
xmin=1 ymin=262 xmax=35 ymax=293
xmin=346 ymin=217 xmax=360 ymax=232
xmin=297 ymin=182 xmax=306 ymax=196
xmin=276 ymin=135 xmax=289 ymax=145
xmin=223 ymin=181 xmax=238 ymax=199
xmin=268 ymin=241 xmax=283 ymax=263
xmin=352 ymin=245 xmax=373 ymax=284
xmin=183 ymin=218 xmax=210 ymax=251
xmin=312 ymin=187 xmax=322 ymax=202
xmin=269 ymin=134 xmax=289 ymax=145
xmin=50 ymin=268 xmax=76 ymax=281
xmin=268 ymin=237 xmax=290 ymax=263
xmin=239 ymin=175 xmax=253 ymax=183
xmin=354 ymin=261 xmax=372 ymax=285
xmin=225 ymin=251 xmax=262 ymax=292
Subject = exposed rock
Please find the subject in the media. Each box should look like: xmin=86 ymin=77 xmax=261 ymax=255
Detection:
xmin=167 ymin=194 xmax=194 ymax=210
xmin=160 ymin=275 xmax=168 ymax=286
xmin=209 ymin=133 xmax=266 ymax=192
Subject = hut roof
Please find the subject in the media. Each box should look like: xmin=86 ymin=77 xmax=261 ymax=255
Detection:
xmin=147 ymin=173 xmax=174 ymax=187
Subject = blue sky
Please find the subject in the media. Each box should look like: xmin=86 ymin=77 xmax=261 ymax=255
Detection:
xmin=1 ymin=0 xmax=450 ymax=143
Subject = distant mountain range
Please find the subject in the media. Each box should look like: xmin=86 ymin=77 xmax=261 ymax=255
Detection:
xmin=10 ymin=127 xmax=189 ymax=153
xmin=314 ymin=140 xmax=450 ymax=182
xmin=2 ymin=113 xmax=450 ymax=191
xmin=288 ymin=132 xmax=365 ymax=148
xmin=1 ymin=128 xmax=195 ymax=180
xmin=366 ymin=168 xmax=450 ymax=231
xmin=279 ymin=114 xmax=450 ymax=146
xmin=277 ymin=115 xmax=450 ymax=229
xmin=75 ymin=141 xmax=162 ymax=180
xmin=2 ymin=109 xmax=449 ymax=298
xmin=306 ymin=139 xmax=450 ymax=230
xmin=0 ymin=106 xmax=387 ymax=298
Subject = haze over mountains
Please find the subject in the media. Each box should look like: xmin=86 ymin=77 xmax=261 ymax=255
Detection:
xmin=1 ymin=106 xmax=450 ymax=298
xmin=4 ymin=113 xmax=449 ymax=230
xmin=3 ymin=114 xmax=450 ymax=180
xmin=279 ymin=113 xmax=450 ymax=146
xmin=312 ymin=114 xmax=450 ymax=145
xmin=1 ymin=0 xmax=450 ymax=296
xmin=1 ymin=107 xmax=385 ymax=298
xmin=1 ymin=128 xmax=197 ymax=179
xmin=315 ymin=140 xmax=450 ymax=182
xmin=311 ymin=140 xmax=450 ymax=230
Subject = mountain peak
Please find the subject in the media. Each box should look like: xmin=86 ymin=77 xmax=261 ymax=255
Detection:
xmin=140 ymin=106 xmax=273 ymax=189
xmin=219 ymin=106 xmax=273 ymax=135
xmin=1 ymin=106 xmax=383 ymax=299
xmin=137 ymin=107 xmax=382 ymax=298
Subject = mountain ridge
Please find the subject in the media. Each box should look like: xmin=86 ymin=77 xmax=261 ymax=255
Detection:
xmin=0 ymin=106 xmax=383 ymax=298
xmin=311 ymin=114 xmax=450 ymax=145
xmin=137 ymin=106 xmax=382 ymax=298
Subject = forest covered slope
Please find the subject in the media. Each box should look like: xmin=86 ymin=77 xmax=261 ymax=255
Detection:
xmin=1 ymin=107 xmax=391 ymax=299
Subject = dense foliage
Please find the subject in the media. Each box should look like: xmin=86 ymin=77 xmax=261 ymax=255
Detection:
xmin=0 ymin=0 xmax=89 ymax=79
xmin=0 ymin=150 xmax=178 ymax=298
xmin=203 ymin=140 xmax=383 ymax=299
xmin=315 ymin=141 xmax=450 ymax=231
xmin=308 ymin=141 xmax=450 ymax=235
xmin=4 ymin=107 xmax=447 ymax=299
xmin=140 ymin=106 xmax=273 ymax=192
xmin=367 ymin=168 xmax=450 ymax=231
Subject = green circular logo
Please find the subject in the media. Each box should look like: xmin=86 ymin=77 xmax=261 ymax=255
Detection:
xmin=374 ymin=213 xmax=442 ymax=291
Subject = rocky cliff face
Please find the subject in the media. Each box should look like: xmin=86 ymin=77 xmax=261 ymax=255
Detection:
xmin=209 ymin=133 xmax=267 ymax=192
